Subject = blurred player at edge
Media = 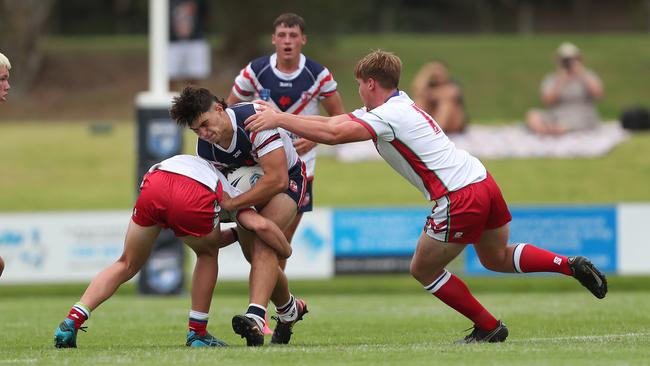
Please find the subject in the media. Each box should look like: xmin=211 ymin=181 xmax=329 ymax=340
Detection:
xmin=53 ymin=155 xmax=291 ymax=348
xmin=226 ymin=13 xmax=345 ymax=246
xmin=0 ymin=52 xmax=10 ymax=103
xmin=0 ymin=51 xmax=12 ymax=277
xmin=245 ymin=50 xmax=608 ymax=344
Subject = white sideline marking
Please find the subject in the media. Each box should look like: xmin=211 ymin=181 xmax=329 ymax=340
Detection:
xmin=512 ymin=332 xmax=650 ymax=343
xmin=0 ymin=360 xmax=37 ymax=364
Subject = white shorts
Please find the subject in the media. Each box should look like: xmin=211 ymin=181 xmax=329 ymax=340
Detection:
xmin=168 ymin=39 xmax=211 ymax=80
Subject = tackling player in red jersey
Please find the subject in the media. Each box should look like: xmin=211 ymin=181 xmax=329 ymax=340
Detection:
xmin=53 ymin=155 xmax=291 ymax=348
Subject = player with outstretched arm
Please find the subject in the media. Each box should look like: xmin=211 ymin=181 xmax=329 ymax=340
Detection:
xmin=245 ymin=50 xmax=608 ymax=343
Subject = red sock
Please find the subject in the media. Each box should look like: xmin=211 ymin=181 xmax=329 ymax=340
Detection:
xmin=189 ymin=320 xmax=207 ymax=336
xmin=426 ymin=271 xmax=498 ymax=331
xmin=513 ymin=243 xmax=572 ymax=275
xmin=66 ymin=306 xmax=89 ymax=330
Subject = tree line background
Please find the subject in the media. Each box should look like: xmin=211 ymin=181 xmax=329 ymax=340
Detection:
xmin=1 ymin=0 xmax=649 ymax=100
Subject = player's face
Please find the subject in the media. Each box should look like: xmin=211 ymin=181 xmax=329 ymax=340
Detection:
xmin=190 ymin=104 xmax=228 ymax=145
xmin=272 ymin=25 xmax=306 ymax=63
xmin=356 ymin=77 xmax=372 ymax=108
xmin=0 ymin=66 xmax=10 ymax=102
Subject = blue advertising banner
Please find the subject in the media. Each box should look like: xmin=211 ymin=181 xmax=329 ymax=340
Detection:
xmin=465 ymin=206 xmax=617 ymax=274
xmin=333 ymin=207 xmax=429 ymax=257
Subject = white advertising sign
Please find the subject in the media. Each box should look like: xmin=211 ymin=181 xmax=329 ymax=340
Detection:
xmin=0 ymin=211 xmax=130 ymax=284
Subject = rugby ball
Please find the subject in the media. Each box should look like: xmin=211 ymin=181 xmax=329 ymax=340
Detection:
xmin=227 ymin=165 xmax=264 ymax=192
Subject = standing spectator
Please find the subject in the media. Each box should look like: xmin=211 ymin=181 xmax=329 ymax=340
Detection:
xmin=411 ymin=60 xmax=467 ymax=134
xmin=0 ymin=52 xmax=10 ymax=103
xmin=168 ymin=0 xmax=211 ymax=90
xmin=526 ymin=42 xmax=604 ymax=135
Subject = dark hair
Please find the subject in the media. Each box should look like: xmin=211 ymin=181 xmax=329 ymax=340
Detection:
xmin=170 ymin=86 xmax=226 ymax=127
xmin=273 ymin=13 xmax=305 ymax=33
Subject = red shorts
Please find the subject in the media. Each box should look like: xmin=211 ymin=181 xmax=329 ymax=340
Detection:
xmin=132 ymin=170 xmax=222 ymax=237
xmin=424 ymin=173 xmax=512 ymax=244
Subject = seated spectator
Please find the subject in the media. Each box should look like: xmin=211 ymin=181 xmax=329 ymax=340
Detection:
xmin=411 ymin=60 xmax=467 ymax=134
xmin=526 ymin=42 xmax=604 ymax=135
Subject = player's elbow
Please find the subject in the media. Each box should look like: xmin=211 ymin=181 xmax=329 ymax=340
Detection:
xmin=267 ymin=173 xmax=289 ymax=193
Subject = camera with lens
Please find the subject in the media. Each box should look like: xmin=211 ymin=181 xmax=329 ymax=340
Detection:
xmin=560 ymin=57 xmax=573 ymax=70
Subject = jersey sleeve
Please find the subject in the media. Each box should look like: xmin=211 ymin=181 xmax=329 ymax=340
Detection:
xmin=250 ymin=128 xmax=284 ymax=157
xmin=231 ymin=63 xmax=258 ymax=101
xmin=347 ymin=108 xmax=394 ymax=142
xmin=317 ymin=67 xmax=338 ymax=99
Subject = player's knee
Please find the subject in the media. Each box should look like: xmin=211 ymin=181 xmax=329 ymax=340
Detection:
xmin=409 ymin=259 xmax=428 ymax=282
xmin=116 ymin=255 xmax=142 ymax=279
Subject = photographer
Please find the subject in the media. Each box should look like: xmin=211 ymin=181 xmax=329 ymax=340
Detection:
xmin=526 ymin=42 xmax=604 ymax=135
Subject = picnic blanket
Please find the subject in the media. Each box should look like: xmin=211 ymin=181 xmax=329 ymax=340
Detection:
xmin=336 ymin=122 xmax=629 ymax=161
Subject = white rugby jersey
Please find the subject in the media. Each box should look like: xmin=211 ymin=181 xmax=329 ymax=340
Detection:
xmin=231 ymin=53 xmax=338 ymax=177
xmin=348 ymin=91 xmax=486 ymax=201
xmin=147 ymin=154 xmax=241 ymax=198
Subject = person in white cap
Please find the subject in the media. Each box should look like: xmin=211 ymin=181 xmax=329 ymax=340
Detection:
xmin=526 ymin=42 xmax=604 ymax=135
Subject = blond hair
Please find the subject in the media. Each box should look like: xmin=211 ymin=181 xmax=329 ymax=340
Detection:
xmin=0 ymin=52 xmax=11 ymax=69
xmin=354 ymin=50 xmax=401 ymax=89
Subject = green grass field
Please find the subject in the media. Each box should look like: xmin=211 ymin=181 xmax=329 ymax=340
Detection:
xmin=1 ymin=276 xmax=649 ymax=365
xmin=0 ymin=121 xmax=649 ymax=211
xmin=2 ymin=33 xmax=649 ymax=365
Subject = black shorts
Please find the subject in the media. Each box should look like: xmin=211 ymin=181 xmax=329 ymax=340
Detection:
xmin=285 ymin=161 xmax=307 ymax=209
xmin=298 ymin=177 xmax=313 ymax=213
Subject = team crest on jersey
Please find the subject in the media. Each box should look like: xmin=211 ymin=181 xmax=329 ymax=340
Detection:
xmin=300 ymin=91 xmax=313 ymax=102
xmin=278 ymin=95 xmax=292 ymax=108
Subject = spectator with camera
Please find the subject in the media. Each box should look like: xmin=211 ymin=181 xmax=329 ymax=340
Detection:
xmin=526 ymin=42 xmax=604 ymax=135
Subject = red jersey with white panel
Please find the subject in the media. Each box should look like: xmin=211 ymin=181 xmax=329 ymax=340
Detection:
xmin=348 ymin=91 xmax=486 ymax=201
xmin=230 ymin=53 xmax=338 ymax=177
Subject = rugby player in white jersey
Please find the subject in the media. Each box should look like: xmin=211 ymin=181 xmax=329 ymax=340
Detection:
xmin=53 ymin=155 xmax=291 ymax=348
xmin=245 ymin=50 xmax=608 ymax=343
xmin=226 ymin=13 xmax=345 ymax=251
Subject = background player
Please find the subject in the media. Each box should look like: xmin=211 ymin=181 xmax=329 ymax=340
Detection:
xmin=245 ymin=50 xmax=608 ymax=343
xmin=170 ymin=87 xmax=308 ymax=346
xmin=226 ymin=13 xmax=345 ymax=245
xmin=0 ymin=51 xmax=11 ymax=277
xmin=0 ymin=52 xmax=10 ymax=103
xmin=53 ymin=155 xmax=291 ymax=348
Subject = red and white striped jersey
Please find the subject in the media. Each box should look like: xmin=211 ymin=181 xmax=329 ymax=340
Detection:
xmin=348 ymin=91 xmax=486 ymax=201
xmin=231 ymin=53 xmax=338 ymax=177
